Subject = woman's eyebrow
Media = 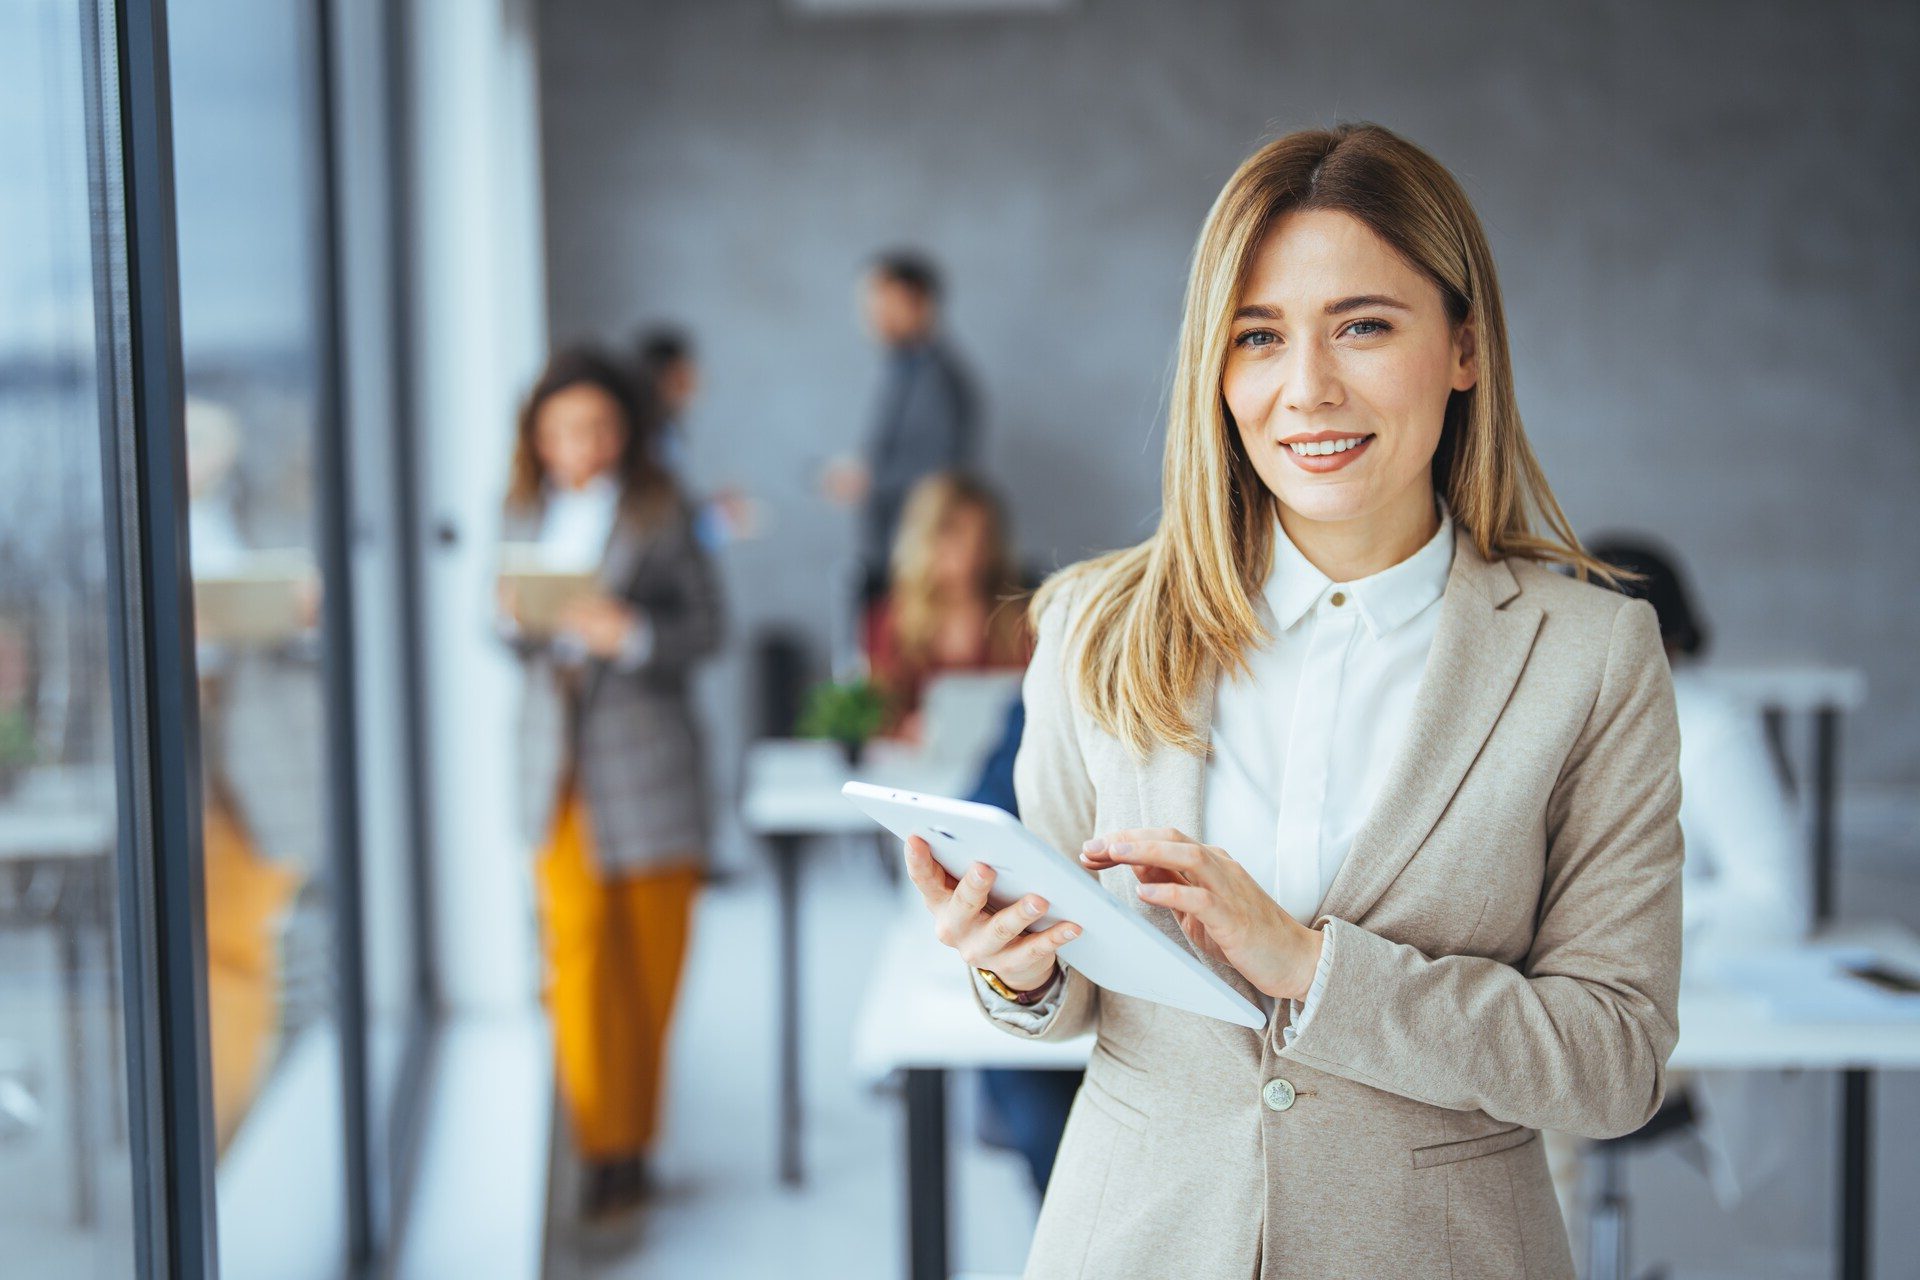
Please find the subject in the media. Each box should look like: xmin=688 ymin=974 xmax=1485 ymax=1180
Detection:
xmin=1232 ymin=294 xmax=1413 ymax=322
xmin=1325 ymin=293 xmax=1411 ymax=315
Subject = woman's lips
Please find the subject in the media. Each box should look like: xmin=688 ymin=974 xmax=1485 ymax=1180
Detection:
xmin=1281 ymin=433 xmax=1375 ymax=473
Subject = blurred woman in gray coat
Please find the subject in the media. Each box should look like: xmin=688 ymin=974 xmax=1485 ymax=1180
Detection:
xmin=496 ymin=347 xmax=723 ymax=1219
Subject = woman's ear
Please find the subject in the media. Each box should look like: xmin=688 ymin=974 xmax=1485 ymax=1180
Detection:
xmin=1450 ymin=316 xmax=1479 ymax=393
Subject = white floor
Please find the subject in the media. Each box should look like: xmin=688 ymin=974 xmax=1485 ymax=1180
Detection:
xmin=542 ymin=836 xmax=1041 ymax=1280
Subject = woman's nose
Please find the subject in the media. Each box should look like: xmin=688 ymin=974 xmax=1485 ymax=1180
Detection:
xmin=1281 ymin=341 xmax=1342 ymax=414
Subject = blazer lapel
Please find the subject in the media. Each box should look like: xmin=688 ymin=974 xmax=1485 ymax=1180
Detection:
xmin=1313 ymin=532 xmax=1542 ymax=928
xmin=1131 ymin=669 xmax=1271 ymax=1048
xmin=579 ymin=512 xmax=648 ymax=707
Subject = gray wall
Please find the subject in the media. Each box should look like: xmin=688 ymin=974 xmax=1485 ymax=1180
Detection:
xmin=535 ymin=2 xmax=1918 ymax=1273
xmin=538 ymin=0 xmax=1920 ymax=798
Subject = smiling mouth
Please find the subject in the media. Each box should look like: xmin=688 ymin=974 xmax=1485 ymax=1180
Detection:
xmin=1285 ymin=434 xmax=1373 ymax=457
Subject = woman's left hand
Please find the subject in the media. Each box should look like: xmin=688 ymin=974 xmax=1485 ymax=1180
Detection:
xmin=557 ymin=593 xmax=639 ymax=658
xmin=1081 ymin=829 xmax=1324 ymax=1002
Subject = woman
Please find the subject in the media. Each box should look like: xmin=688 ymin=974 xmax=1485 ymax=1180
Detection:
xmin=498 ymin=347 xmax=723 ymax=1218
xmin=904 ymin=124 xmax=1682 ymax=1279
xmin=1542 ymin=537 xmax=1806 ymax=1238
xmin=864 ymin=471 xmax=1030 ymax=741
xmin=1587 ymin=536 xmax=1806 ymax=953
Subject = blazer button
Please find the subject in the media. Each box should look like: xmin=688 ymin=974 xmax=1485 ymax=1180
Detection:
xmin=1262 ymin=1078 xmax=1296 ymax=1112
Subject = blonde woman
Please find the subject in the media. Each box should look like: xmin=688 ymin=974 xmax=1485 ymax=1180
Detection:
xmin=864 ymin=471 xmax=1030 ymax=741
xmin=904 ymin=124 xmax=1681 ymax=1279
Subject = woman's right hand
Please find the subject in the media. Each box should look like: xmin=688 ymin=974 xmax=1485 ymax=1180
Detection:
xmin=496 ymin=579 xmax=522 ymax=626
xmin=904 ymin=835 xmax=1079 ymax=995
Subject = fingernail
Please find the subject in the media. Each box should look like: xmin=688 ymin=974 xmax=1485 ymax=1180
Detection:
xmin=1082 ymin=837 xmax=1106 ymax=853
xmin=1111 ymin=841 xmax=1133 ymax=855
xmin=970 ymin=868 xmax=988 ymax=883
xmin=1063 ymin=927 xmax=1080 ymax=940
xmin=1023 ymin=900 xmax=1041 ymax=916
xmin=1138 ymin=884 xmax=1160 ymax=899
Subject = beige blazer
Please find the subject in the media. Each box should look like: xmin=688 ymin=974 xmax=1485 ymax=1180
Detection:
xmin=975 ymin=526 xmax=1684 ymax=1280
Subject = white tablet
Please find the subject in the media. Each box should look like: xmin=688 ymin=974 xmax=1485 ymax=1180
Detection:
xmin=842 ymin=781 xmax=1267 ymax=1030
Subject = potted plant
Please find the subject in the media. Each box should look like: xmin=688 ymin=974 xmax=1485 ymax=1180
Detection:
xmin=795 ymin=677 xmax=886 ymax=767
xmin=0 ymin=706 xmax=34 ymax=799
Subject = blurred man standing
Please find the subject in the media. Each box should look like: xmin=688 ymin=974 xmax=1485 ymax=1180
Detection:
xmin=821 ymin=250 xmax=978 ymax=594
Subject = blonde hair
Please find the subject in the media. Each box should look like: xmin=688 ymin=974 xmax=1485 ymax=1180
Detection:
xmin=1040 ymin=122 xmax=1615 ymax=758
xmin=886 ymin=472 xmax=1027 ymax=672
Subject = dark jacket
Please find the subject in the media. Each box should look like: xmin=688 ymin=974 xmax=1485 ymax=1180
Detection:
xmin=862 ymin=337 xmax=977 ymax=565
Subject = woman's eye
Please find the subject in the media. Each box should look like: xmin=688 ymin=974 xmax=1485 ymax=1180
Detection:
xmin=1342 ymin=318 xmax=1392 ymax=338
xmin=1233 ymin=329 xmax=1279 ymax=350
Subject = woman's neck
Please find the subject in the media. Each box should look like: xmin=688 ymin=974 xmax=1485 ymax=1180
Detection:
xmin=551 ymin=469 xmax=616 ymax=496
xmin=1275 ymin=486 xmax=1441 ymax=584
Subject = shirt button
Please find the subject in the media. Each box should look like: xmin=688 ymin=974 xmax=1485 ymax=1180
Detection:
xmin=1262 ymin=1078 xmax=1296 ymax=1112
xmin=1329 ymin=591 xmax=1347 ymax=607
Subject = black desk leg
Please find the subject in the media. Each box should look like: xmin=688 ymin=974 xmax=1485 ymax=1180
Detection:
xmin=1840 ymin=1069 xmax=1870 ymax=1280
xmin=58 ymin=911 xmax=94 ymax=1227
xmin=905 ymin=1068 xmax=949 ymax=1280
xmin=771 ymin=834 xmax=804 ymax=1186
xmin=1813 ymin=707 xmax=1839 ymax=925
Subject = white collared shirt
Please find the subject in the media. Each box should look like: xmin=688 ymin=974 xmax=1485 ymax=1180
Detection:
xmin=537 ymin=473 xmax=622 ymax=572
xmin=512 ymin=473 xmax=653 ymax=670
xmin=979 ymin=502 xmax=1455 ymax=1034
xmin=1207 ymin=501 xmax=1454 ymax=1029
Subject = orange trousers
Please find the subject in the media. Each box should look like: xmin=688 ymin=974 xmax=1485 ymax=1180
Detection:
xmin=202 ymin=791 xmax=300 ymax=1152
xmin=535 ymin=792 xmax=700 ymax=1161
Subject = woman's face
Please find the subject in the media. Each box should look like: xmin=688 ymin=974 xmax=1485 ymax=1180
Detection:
xmin=1221 ymin=209 xmax=1476 ymax=532
xmin=534 ymin=383 xmax=627 ymax=491
xmin=932 ymin=502 xmax=993 ymax=588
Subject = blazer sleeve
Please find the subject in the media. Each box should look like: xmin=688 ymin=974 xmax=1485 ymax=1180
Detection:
xmin=1276 ymin=598 xmax=1684 ymax=1139
xmin=967 ymin=584 xmax=1101 ymax=1041
xmin=622 ymin=510 xmax=725 ymax=675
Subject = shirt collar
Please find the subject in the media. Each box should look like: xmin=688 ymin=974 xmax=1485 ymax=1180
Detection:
xmin=1264 ymin=498 xmax=1455 ymax=639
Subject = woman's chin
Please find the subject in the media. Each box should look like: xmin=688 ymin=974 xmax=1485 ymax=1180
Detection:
xmin=1271 ymin=484 xmax=1374 ymax=527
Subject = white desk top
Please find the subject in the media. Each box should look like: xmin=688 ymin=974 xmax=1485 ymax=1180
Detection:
xmin=741 ymin=737 xmax=979 ymax=836
xmin=1672 ymin=922 xmax=1920 ymax=1070
xmin=0 ymin=768 xmax=117 ymax=861
xmin=851 ymin=913 xmax=1920 ymax=1078
xmin=852 ymin=905 xmax=1093 ymax=1079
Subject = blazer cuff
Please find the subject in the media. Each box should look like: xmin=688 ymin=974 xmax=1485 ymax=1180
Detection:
xmin=609 ymin=613 xmax=655 ymax=673
xmin=1282 ymin=925 xmax=1336 ymax=1047
xmin=549 ymin=630 xmax=590 ymax=667
xmin=971 ymin=965 xmax=1065 ymax=1029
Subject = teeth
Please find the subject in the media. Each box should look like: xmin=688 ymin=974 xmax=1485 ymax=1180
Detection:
xmin=1287 ymin=436 xmax=1367 ymax=457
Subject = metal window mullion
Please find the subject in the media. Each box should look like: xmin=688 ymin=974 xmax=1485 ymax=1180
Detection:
xmin=101 ymin=1 xmax=220 ymax=1277
xmin=303 ymin=0 xmax=375 ymax=1269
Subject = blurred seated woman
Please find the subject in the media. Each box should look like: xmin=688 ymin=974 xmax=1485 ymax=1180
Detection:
xmin=496 ymin=347 xmax=724 ymax=1220
xmin=1587 ymin=537 xmax=1808 ymax=953
xmin=864 ymin=471 xmax=1031 ymax=742
xmin=1546 ymin=535 xmax=1809 ymax=1250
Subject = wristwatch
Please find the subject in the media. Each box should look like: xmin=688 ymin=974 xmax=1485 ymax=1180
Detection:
xmin=978 ymin=965 xmax=1055 ymax=1005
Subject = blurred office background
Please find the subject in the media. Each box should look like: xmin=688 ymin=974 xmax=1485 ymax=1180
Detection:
xmin=1 ymin=1 xmax=1915 ymax=1278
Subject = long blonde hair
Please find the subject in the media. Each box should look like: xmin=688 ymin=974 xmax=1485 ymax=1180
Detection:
xmin=1041 ymin=122 xmax=1614 ymax=758
xmin=886 ymin=472 xmax=1027 ymax=671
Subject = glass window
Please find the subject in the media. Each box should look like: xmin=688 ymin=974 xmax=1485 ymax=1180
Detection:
xmin=166 ymin=0 xmax=347 ymax=1271
xmin=0 ymin=1 xmax=138 ymax=1275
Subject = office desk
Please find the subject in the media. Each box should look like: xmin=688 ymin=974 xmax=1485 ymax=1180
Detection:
xmin=739 ymin=737 xmax=977 ymax=1186
xmin=851 ymin=912 xmax=1088 ymax=1280
xmin=0 ymin=771 xmax=119 ymax=1228
xmin=855 ymin=915 xmax=1920 ymax=1280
